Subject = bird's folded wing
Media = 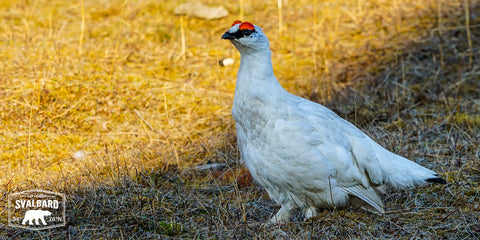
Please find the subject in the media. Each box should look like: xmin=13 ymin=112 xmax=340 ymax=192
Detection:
xmin=343 ymin=185 xmax=385 ymax=213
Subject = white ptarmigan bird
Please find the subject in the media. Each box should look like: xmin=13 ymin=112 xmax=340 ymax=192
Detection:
xmin=221 ymin=21 xmax=446 ymax=224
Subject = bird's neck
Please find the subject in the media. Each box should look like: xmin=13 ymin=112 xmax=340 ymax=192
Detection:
xmin=236 ymin=49 xmax=285 ymax=99
xmin=239 ymin=49 xmax=274 ymax=77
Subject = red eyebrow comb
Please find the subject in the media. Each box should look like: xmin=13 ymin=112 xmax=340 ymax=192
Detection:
xmin=232 ymin=20 xmax=242 ymax=26
xmin=239 ymin=22 xmax=255 ymax=31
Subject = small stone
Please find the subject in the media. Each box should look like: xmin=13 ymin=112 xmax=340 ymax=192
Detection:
xmin=193 ymin=163 xmax=226 ymax=171
xmin=219 ymin=58 xmax=235 ymax=66
xmin=73 ymin=150 xmax=87 ymax=160
xmin=174 ymin=2 xmax=228 ymax=20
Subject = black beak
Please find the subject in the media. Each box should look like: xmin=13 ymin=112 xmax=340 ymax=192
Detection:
xmin=221 ymin=32 xmax=236 ymax=40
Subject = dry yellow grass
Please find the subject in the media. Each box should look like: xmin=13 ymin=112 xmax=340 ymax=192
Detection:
xmin=1 ymin=0 xmax=237 ymax=188
xmin=0 ymin=0 xmax=479 ymax=238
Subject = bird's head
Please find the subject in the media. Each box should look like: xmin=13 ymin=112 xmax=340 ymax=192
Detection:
xmin=221 ymin=21 xmax=269 ymax=53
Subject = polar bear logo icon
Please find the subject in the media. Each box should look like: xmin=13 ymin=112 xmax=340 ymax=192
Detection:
xmin=21 ymin=210 xmax=52 ymax=226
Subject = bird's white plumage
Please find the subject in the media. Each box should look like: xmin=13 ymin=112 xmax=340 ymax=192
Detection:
xmin=223 ymin=22 xmax=443 ymax=223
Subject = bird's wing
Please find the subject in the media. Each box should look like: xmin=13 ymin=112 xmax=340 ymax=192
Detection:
xmin=270 ymin=111 xmax=385 ymax=212
xmin=297 ymin=97 xmax=386 ymax=184
xmin=294 ymin=97 xmax=386 ymax=212
xmin=343 ymin=185 xmax=385 ymax=213
xmin=268 ymin=118 xmax=337 ymax=186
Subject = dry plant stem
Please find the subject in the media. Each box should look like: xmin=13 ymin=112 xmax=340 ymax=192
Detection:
xmin=78 ymin=0 xmax=85 ymax=55
xmin=278 ymin=0 xmax=283 ymax=36
xmin=180 ymin=15 xmax=186 ymax=62
xmin=239 ymin=0 xmax=245 ymax=21
xmin=464 ymin=0 xmax=473 ymax=68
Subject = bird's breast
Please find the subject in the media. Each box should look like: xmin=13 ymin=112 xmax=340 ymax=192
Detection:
xmin=232 ymin=95 xmax=277 ymax=140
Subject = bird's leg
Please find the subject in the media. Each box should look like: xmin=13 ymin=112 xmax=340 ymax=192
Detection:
xmin=269 ymin=203 xmax=295 ymax=225
xmin=303 ymin=207 xmax=318 ymax=221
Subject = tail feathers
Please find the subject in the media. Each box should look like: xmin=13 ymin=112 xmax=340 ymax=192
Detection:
xmin=343 ymin=185 xmax=385 ymax=214
xmin=367 ymin=140 xmax=445 ymax=188
xmin=425 ymin=177 xmax=447 ymax=184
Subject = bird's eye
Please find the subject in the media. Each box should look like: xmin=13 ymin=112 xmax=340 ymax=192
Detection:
xmin=242 ymin=29 xmax=254 ymax=36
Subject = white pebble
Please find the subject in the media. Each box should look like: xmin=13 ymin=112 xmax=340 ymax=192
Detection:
xmin=219 ymin=58 xmax=235 ymax=66
xmin=73 ymin=150 xmax=87 ymax=160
